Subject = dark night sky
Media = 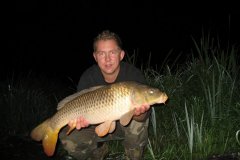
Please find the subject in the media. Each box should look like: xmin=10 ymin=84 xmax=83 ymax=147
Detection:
xmin=3 ymin=1 xmax=240 ymax=84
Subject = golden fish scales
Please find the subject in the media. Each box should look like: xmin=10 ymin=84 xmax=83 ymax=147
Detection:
xmin=30 ymin=81 xmax=168 ymax=156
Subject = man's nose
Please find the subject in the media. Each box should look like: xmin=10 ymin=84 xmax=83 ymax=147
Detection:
xmin=105 ymin=52 xmax=111 ymax=61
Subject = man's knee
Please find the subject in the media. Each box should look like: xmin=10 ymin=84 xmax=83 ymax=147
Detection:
xmin=123 ymin=119 xmax=149 ymax=146
xmin=58 ymin=127 xmax=98 ymax=159
xmin=122 ymin=119 xmax=149 ymax=159
xmin=125 ymin=146 xmax=146 ymax=160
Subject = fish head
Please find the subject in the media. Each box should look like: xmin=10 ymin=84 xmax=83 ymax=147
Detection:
xmin=131 ymin=84 xmax=168 ymax=105
xmin=142 ymin=87 xmax=168 ymax=105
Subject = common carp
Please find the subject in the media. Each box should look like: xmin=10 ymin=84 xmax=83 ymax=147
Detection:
xmin=30 ymin=81 xmax=168 ymax=156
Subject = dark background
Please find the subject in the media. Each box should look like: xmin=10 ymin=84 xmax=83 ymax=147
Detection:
xmin=3 ymin=1 xmax=240 ymax=84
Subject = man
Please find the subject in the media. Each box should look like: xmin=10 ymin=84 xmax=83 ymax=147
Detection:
xmin=59 ymin=30 xmax=151 ymax=160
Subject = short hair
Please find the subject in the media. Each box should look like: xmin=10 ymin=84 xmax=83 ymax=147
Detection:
xmin=93 ymin=30 xmax=122 ymax=51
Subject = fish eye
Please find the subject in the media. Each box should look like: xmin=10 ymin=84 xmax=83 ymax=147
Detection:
xmin=149 ymin=89 xmax=154 ymax=94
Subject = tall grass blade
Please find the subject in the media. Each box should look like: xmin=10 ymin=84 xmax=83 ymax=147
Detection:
xmin=236 ymin=130 xmax=240 ymax=146
xmin=147 ymin=138 xmax=156 ymax=160
xmin=184 ymin=103 xmax=194 ymax=158
xmin=150 ymin=107 xmax=157 ymax=137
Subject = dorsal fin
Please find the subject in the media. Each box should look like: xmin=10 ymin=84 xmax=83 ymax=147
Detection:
xmin=57 ymin=85 xmax=105 ymax=110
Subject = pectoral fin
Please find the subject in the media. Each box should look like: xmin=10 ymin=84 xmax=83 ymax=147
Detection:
xmin=120 ymin=109 xmax=135 ymax=126
xmin=66 ymin=123 xmax=76 ymax=135
xmin=95 ymin=120 xmax=113 ymax=137
xmin=109 ymin=121 xmax=116 ymax=133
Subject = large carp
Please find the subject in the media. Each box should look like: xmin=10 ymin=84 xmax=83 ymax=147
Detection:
xmin=30 ymin=81 xmax=168 ymax=156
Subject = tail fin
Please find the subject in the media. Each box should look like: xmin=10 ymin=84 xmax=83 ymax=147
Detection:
xmin=30 ymin=119 xmax=59 ymax=156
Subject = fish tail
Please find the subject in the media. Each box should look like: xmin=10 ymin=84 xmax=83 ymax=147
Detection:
xmin=30 ymin=119 xmax=60 ymax=156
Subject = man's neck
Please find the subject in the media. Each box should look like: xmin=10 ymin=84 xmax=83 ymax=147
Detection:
xmin=102 ymin=67 xmax=120 ymax=84
xmin=104 ymin=75 xmax=117 ymax=83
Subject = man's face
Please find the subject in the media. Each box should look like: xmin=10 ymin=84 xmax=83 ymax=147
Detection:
xmin=93 ymin=39 xmax=125 ymax=75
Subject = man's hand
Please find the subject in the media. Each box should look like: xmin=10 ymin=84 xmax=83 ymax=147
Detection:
xmin=134 ymin=104 xmax=150 ymax=116
xmin=133 ymin=104 xmax=151 ymax=122
xmin=68 ymin=116 xmax=89 ymax=130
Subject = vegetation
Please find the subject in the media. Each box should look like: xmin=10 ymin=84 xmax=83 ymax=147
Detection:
xmin=0 ymin=32 xmax=239 ymax=159
xmin=143 ymin=32 xmax=240 ymax=160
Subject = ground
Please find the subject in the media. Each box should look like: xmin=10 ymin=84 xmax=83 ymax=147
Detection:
xmin=1 ymin=135 xmax=239 ymax=160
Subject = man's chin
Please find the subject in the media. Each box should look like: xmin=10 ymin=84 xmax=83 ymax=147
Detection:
xmin=103 ymin=70 xmax=114 ymax=75
xmin=102 ymin=67 xmax=115 ymax=73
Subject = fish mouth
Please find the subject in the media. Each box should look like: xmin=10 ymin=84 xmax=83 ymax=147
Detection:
xmin=157 ymin=94 xmax=168 ymax=104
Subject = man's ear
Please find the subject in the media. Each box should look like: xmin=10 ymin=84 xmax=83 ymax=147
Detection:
xmin=93 ymin=53 xmax=98 ymax=62
xmin=120 ymin=50 xmax=125 ymax=60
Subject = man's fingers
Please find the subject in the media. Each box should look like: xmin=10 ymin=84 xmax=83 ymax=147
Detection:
xmin=134 ymin=108 xmax=141 ymax=116
xmin=76 ymin=117 xmax=81 ymax=130
xmin=134 ymin=105 xmax=151 ymax=116
xmin=142 ymin=105 xmax=150 ymax=112
xmin=68 ymin=116 xmax=89 ymax=130
xmin=81 ymin=118 xmax=89 ymax=127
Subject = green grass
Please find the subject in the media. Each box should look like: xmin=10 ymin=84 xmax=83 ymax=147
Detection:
xmin=0 ymin=32 xmax=239 ymax=159
xmin=144 ymin=32 xmax=240 ymax=159
xmin=0 ymin=72 xmax=74 ymax=137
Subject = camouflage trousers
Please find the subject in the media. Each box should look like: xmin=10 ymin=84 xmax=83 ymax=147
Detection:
xmin=59 ymin=118 xmax=149 ymax=160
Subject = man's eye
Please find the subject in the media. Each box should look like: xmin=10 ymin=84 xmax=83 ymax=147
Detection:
xmin=98 ymin=52 xmax=105 ymax=56
xmin=109 ymin=51 xmax=115 ymax=55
